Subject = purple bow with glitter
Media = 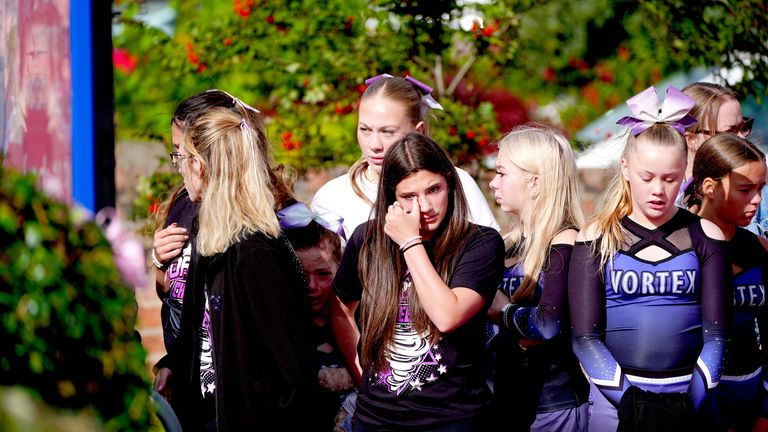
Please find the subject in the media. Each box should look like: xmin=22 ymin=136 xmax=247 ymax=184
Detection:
xmin=277 ymin=202 xmax=346 ymax=240
xmin=616 ymin=86 xmax=698 ymax=136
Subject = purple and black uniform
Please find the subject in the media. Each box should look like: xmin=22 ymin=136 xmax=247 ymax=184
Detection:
xmin=702 ymin=227 xmax=768 ymax=431
xmin=568 ymin=210 xmax=729 ymax=431
xmin=490 ymin=243 xmax=589 ymax=431
xmin=334 ymin=222 xmax=504 ymax=430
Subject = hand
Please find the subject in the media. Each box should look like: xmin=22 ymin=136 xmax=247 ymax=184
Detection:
xmin=154 ymin=367 xmax=173 ymax=402
xmin=384 ymin=197 xmax=421 ymax=247
xmin=153 ymin=223 xmax=189 ymax=267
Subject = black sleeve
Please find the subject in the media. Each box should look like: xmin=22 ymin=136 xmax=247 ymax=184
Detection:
xmin=333 ymin=222 xmax=367 ymax=303
xmin=449 ymin=225 xmax=505 ymax=302
xmin=504 ymin=244 xmax=573 ymax=340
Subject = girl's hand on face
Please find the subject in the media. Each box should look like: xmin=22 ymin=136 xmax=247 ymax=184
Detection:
xmin=153 ymin=223 xmax=189 ymax=266
xmin=384 ymin=196 xmax=421 ymax=247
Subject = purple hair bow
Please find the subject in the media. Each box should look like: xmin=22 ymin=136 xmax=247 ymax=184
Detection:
xmin=364 ymin=73 xmax=443 ymax=111
xmin=616 ymin=86 xmax=698 ymax=136
xmin=277 ymin=202 xmax=346 ymax=240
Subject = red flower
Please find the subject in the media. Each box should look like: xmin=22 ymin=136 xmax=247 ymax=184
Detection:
xmin=197 ymin=63 xmax=207 ymax=74
xmin=568 ymin=58 xmax=589 ymax=71
xmin=335 ymin=104 xmax=353 ymax=115
xmin=234 ymin=0 xmax=253 ymax=18
xmin=186 ymin=42 xmax=199 ymax=66
xmin=148 ymin=201 xmax=160 ymax=215
xmin=581 ymin=85 xmax=600 ymax=107
xmin=477 ymin=137 xmax=489 ymax=148
xmin=113 ymin=48 xmax=138 ymax=74
xmin=344 ymin=16 xmax=354 ymax=32
xmin=652 ymin=67 xmax=662 ymax=83
xmin=282 ymin=131 xmax=293 ymax=141
xmin=266 ymin=14 xmax=275 ymax=24
xmin=223 ymin=37 xmax=233 ymax=46
xmin=481 ymin=25 xmax=495 ymax=37
xmin=471 ymin=22 xmax=479 ymax=32
xmin=542 ymin=67 xmax=556 ymax=83
xmin=618 ymin=46 xmax=630 ymax=61
xmin=448 ymin=126 xmax=458 ymax=136
xmin=357 ymin=84 xmax=367 ymax=94
xmin=596 ymin=64 xmax=614 ymax=83
xmin=466 ymin=130 xmax=476 ymax=139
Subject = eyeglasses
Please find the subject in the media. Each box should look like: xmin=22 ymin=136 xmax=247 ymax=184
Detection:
xmin=697 ymin=117 xmax=754 ymax=138
xmin=169 ymin=151 xmax=192 ymax=168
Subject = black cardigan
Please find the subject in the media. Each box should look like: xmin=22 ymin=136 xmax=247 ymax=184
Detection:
xmin=167 ymin=227 xmax=319 ymax=431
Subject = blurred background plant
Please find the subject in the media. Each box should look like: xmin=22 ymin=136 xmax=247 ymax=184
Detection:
xmin=113 ymin=0 xmax=768 ymax=221
xmin=0 ymin=165 xmax=154 ymax=431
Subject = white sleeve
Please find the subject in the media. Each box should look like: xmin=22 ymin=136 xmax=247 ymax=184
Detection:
xmin=456 ymin=167 xmax=500 ymax=231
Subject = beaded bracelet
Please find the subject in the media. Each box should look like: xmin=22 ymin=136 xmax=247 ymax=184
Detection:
xmin=499 ymin=303 xmax=515 ymax=331
xmin=401 ymin=241 xmax=423 ymax=254
xmin=399 ymin=235 xmax=422 ymax=251
xmin=151 ymin=248 xmax=167 ymax=270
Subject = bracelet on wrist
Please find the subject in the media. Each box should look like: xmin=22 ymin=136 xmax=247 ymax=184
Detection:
xmin=399 ymin=235 xmax=422 ymax=251
xmin=499 ymin=303 xmax=515 ymax=330
xmin=401 ymin=241 xmax=423 ymax=254
xmin=151 ymin=248 xmax=167 ymax=270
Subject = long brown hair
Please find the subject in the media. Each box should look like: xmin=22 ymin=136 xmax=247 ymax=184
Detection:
xmin=349 ymin=76 xmax=427 ymax=203
xmin=358 ymin=133 xmax=472 ymax=373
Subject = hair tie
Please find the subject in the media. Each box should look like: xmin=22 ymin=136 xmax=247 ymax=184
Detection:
xmin=277 ymin=202 xmax=346 ymax=240
xmin=616 ymin=86 xmax=698 ymax=136
xmin=205 ymin=88 xmax=261 ymax=114
xmin=364 ymin=73 xmax=444 ymax=114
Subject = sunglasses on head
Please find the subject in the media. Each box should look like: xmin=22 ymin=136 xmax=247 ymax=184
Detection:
xmin=697 ymin=117 xmax=753 ymax=137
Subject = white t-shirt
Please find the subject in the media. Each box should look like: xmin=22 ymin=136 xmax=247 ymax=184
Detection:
xmin=311 ymin=167 xmax=500 ymax=242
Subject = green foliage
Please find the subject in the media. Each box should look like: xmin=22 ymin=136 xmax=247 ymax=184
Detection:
xmin=638 ymin=0 xmax=768 ymax=102
xmin=113 ymin=0 xmax=523 ymax=169
xmin=114 ymin=0 xmax=768 ymax=221
xmin=0 ymin=166 xmax=153 ymax=431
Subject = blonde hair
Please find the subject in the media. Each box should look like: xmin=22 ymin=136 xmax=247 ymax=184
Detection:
xmin=682 ymin=82 xmax=739 ymax=134
xmin=592 ymin=124 xmax=687 ymax=267
xmin=349 ymin=76 xmax=429 ymax=203
xmin=497 ymin=125 xmax=585 ymax=302
xmin=183 ymin=107 xmax=280 ymax=256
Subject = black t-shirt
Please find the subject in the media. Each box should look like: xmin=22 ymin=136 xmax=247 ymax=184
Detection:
xmin=161 ymin=190 xmax=200 ymax=352
xmin=334 ymin=222 xmax=504 ymax=428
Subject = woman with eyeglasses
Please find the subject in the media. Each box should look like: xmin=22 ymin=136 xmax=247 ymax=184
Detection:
xmin=165 ymin=102 xmax=319 ymax=431
xmin=679 ymin=82 xmax=765 ymax=235
xmin=151 ymin=90 xmax=296 ymax=407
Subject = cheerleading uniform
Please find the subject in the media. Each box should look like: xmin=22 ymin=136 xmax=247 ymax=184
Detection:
xmin=703 ymin=228 xmax=768 ymax=431
xmin=490 ymin=243 xmax=589 ymax=431
xmin=568 ymin=210 xmax=729 ymax=431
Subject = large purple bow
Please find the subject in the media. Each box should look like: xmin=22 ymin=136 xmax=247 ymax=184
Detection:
xmin=277 ymin=202 xmax=346 ymax=240
xmin=364 ymin=73 xmax=443 ymax=111
xmin=616 ymin=86 xmax=698 ymax=136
